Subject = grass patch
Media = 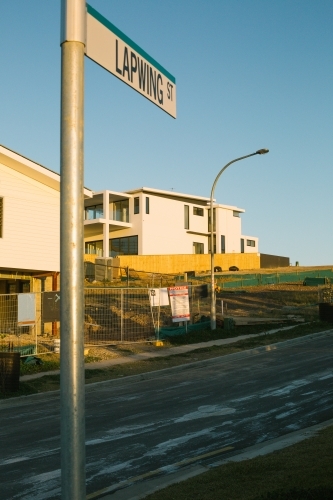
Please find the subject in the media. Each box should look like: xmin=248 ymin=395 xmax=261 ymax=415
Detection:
xmin=144 ymin=425 xmax=333 ymax=500
xmin=20 ymin=354 xmax=60 ymax=376
xmin=1 ymin=374 xmax=62 ymax=398
xmin=19 ymin=353 xmax=103 ymax=377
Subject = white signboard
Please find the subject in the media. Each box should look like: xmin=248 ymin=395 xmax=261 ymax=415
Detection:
xmin=149 ymin=288 xmax=169 ymax=307
xmin=17 ymin=293 xmax=36 ymax=326
xmin=168 ymin=286 xmax=190 ymax=323
xmin=86 ymin=4 xmax=176 ymax=118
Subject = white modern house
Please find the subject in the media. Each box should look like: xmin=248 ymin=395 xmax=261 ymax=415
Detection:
xmin=84 ymin=187 xmax=258 ymax=258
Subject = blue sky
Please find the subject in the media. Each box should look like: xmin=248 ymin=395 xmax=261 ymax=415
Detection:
xmin=1 ymin=1 xmax=332 ymax=266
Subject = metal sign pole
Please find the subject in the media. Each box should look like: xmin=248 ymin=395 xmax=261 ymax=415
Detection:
xmin=60 ymin=1 xmax=86 ymax=498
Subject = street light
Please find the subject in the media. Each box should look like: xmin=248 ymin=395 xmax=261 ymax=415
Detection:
xmin=210 ymin=148 xmax=269 ymax=330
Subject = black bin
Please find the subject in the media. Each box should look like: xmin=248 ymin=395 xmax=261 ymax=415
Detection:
xmin=0 ymin=352 xmax=20 ymax=393
xmin=319 ymin=303 xmax=333 ymax=322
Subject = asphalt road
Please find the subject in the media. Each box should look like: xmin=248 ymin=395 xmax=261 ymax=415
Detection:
xmin=0 ymin=333 xmax=332 ymax=499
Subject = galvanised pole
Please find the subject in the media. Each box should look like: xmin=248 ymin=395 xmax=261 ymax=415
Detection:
xmin=60 ymin=0 xmax=86 ymax=498
xmin=210 ymin=149 xmax=269 ymax=330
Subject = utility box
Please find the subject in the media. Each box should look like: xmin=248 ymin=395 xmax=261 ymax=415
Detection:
xmin=94 ymin=257 xmax=121 ymax=282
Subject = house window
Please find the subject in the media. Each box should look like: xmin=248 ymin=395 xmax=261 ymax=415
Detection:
xmin=84 ymin=204 xmax=103 ymax=220
xmin=233 ymin=211 xmax=240 ymax=217
xmin=85 ymin=240 xmax=103 ymax=256
xmin=134 ymin=197 xmax=140 ymax=214
xmin=193 ymin=207 xmax=204 ymax=216
xmin=110 ymin=235 xmax=138 ymax=256
xmin=193 ymin=242 xmax=204 ymax=254
xmin=247 ymin=239 xmax=256 ymax=247
xmin=146 ymin=197 xmax=149 ymax=214
xmin=221 ymin=235 xmax=226 ymax=254
xmin=0 ymin=198 xmax=3 ymax=238
xmin=208 ymin=208 xmax=216 ymax=232
xmin=184 ymin=205 xmax=189 ymax=229
xmin=241 ymin=238 xmax=244 ymax=253
xmin=113 ymin=199 xmax=129 ymax=222
xmin=208 ymin=235 xmax=216 ymax=254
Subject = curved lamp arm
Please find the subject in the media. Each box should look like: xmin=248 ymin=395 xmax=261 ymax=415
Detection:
xmin=210 ymin=148 xmax=269 ymax=330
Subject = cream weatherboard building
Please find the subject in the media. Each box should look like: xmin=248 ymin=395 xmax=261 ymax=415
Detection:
xmin=0 ymin=144 xmax=262 ymax=289
xmin=0 ymin=145 xmax=92 ymax=293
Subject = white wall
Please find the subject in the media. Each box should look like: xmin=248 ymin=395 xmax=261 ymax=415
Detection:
xmin=0 ymin=162 xmax=60 ymax=271
xmin=141 ymin=194 xmax=208 ymax=255
xmin=216 ymin=207 xmax=242 ymax=253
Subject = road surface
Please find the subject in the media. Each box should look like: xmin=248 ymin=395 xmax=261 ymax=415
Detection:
xmin=0 ymin=333 xmax=332 ymax=499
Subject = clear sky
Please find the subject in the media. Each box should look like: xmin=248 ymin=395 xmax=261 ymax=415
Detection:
xmin=1 ymin=1 xmax=332 ymax=266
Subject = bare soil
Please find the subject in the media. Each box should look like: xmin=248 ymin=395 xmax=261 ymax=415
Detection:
xmin=216 ymin=284 xmax=319 ymax=320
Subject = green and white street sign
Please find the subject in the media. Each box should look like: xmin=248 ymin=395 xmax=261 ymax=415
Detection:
xmin=86 ymin=4 xmax=177 ymax=118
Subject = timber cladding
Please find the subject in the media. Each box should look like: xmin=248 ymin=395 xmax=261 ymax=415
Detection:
xmin=260 ymin=253 xmax=290 ymax=268
xmin=84 ymin=253 xmax=260 ymax=274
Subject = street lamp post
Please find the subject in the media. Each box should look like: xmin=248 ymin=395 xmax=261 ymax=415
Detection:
xmin=210 ymin=149 xmax=269 ymax=330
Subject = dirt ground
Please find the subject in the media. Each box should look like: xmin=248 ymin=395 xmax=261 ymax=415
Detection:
xmin=216 ymin=283 xmax=319 ymax=318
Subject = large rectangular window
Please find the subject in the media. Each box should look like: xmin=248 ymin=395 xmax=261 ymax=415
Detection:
xmin=113 ymin=199 xmax=129 ymax=222
xmin=247 ymin=239 xmax=256 ymax=247
xmin=85 ymin=240 xmax=103 ymax=256
xmin=0 ymin=198 xmax=3 ymax=238
xmin=84 ymin=204 xmax=103 ymax=220
xmin=221 ymin=235 xmax=226 ymax=254
xmin=134 ymin=197 xmax=140 ymax=214
xmin=193 ymin=242 xmax=204 ymax=254
xmin=208 ymin=235 xmax=216 ymax=254
xmin=110 ymin=235 xmax=138 ymax=256
xmin=207 ymin=208 xmax=216 ymax=232
xmin=184 ymin=205 xmax=189 ymax=229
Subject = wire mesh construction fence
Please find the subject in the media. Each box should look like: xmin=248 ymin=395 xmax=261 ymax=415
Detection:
xmin=0 ymin=285 xmax=211 ymax=355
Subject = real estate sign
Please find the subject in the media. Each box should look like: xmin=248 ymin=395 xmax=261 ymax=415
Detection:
xmin=86 ymin=4 xmax=177 ymax=118
xmin=168 ymin=286 xmax=190 ymax=322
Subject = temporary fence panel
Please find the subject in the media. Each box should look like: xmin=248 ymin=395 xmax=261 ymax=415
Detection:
xmin=84 ymin=285 xmax=212 ymax=345
xmin=84 ymin=288 xmax=155 ymax=344
xmin=0 ymin=293 xmax=42 ymax=355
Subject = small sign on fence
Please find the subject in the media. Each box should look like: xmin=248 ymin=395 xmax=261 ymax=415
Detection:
xmin=42 ymin=292 xmax=61 ymax=323
xmin=17 ymin=293 xmax=36 ymax=326
xmin=149 ymin=288 xmax=169 ymax=307
xmin=168 ymin=286 xmax=190 ymax=323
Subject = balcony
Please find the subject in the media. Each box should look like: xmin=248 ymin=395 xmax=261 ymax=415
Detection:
xmin=84 ymin=190 xmax=132 ymax=238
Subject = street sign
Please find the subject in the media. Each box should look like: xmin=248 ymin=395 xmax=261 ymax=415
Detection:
xmin=86 ymin=4 xmax=177 ymax=118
